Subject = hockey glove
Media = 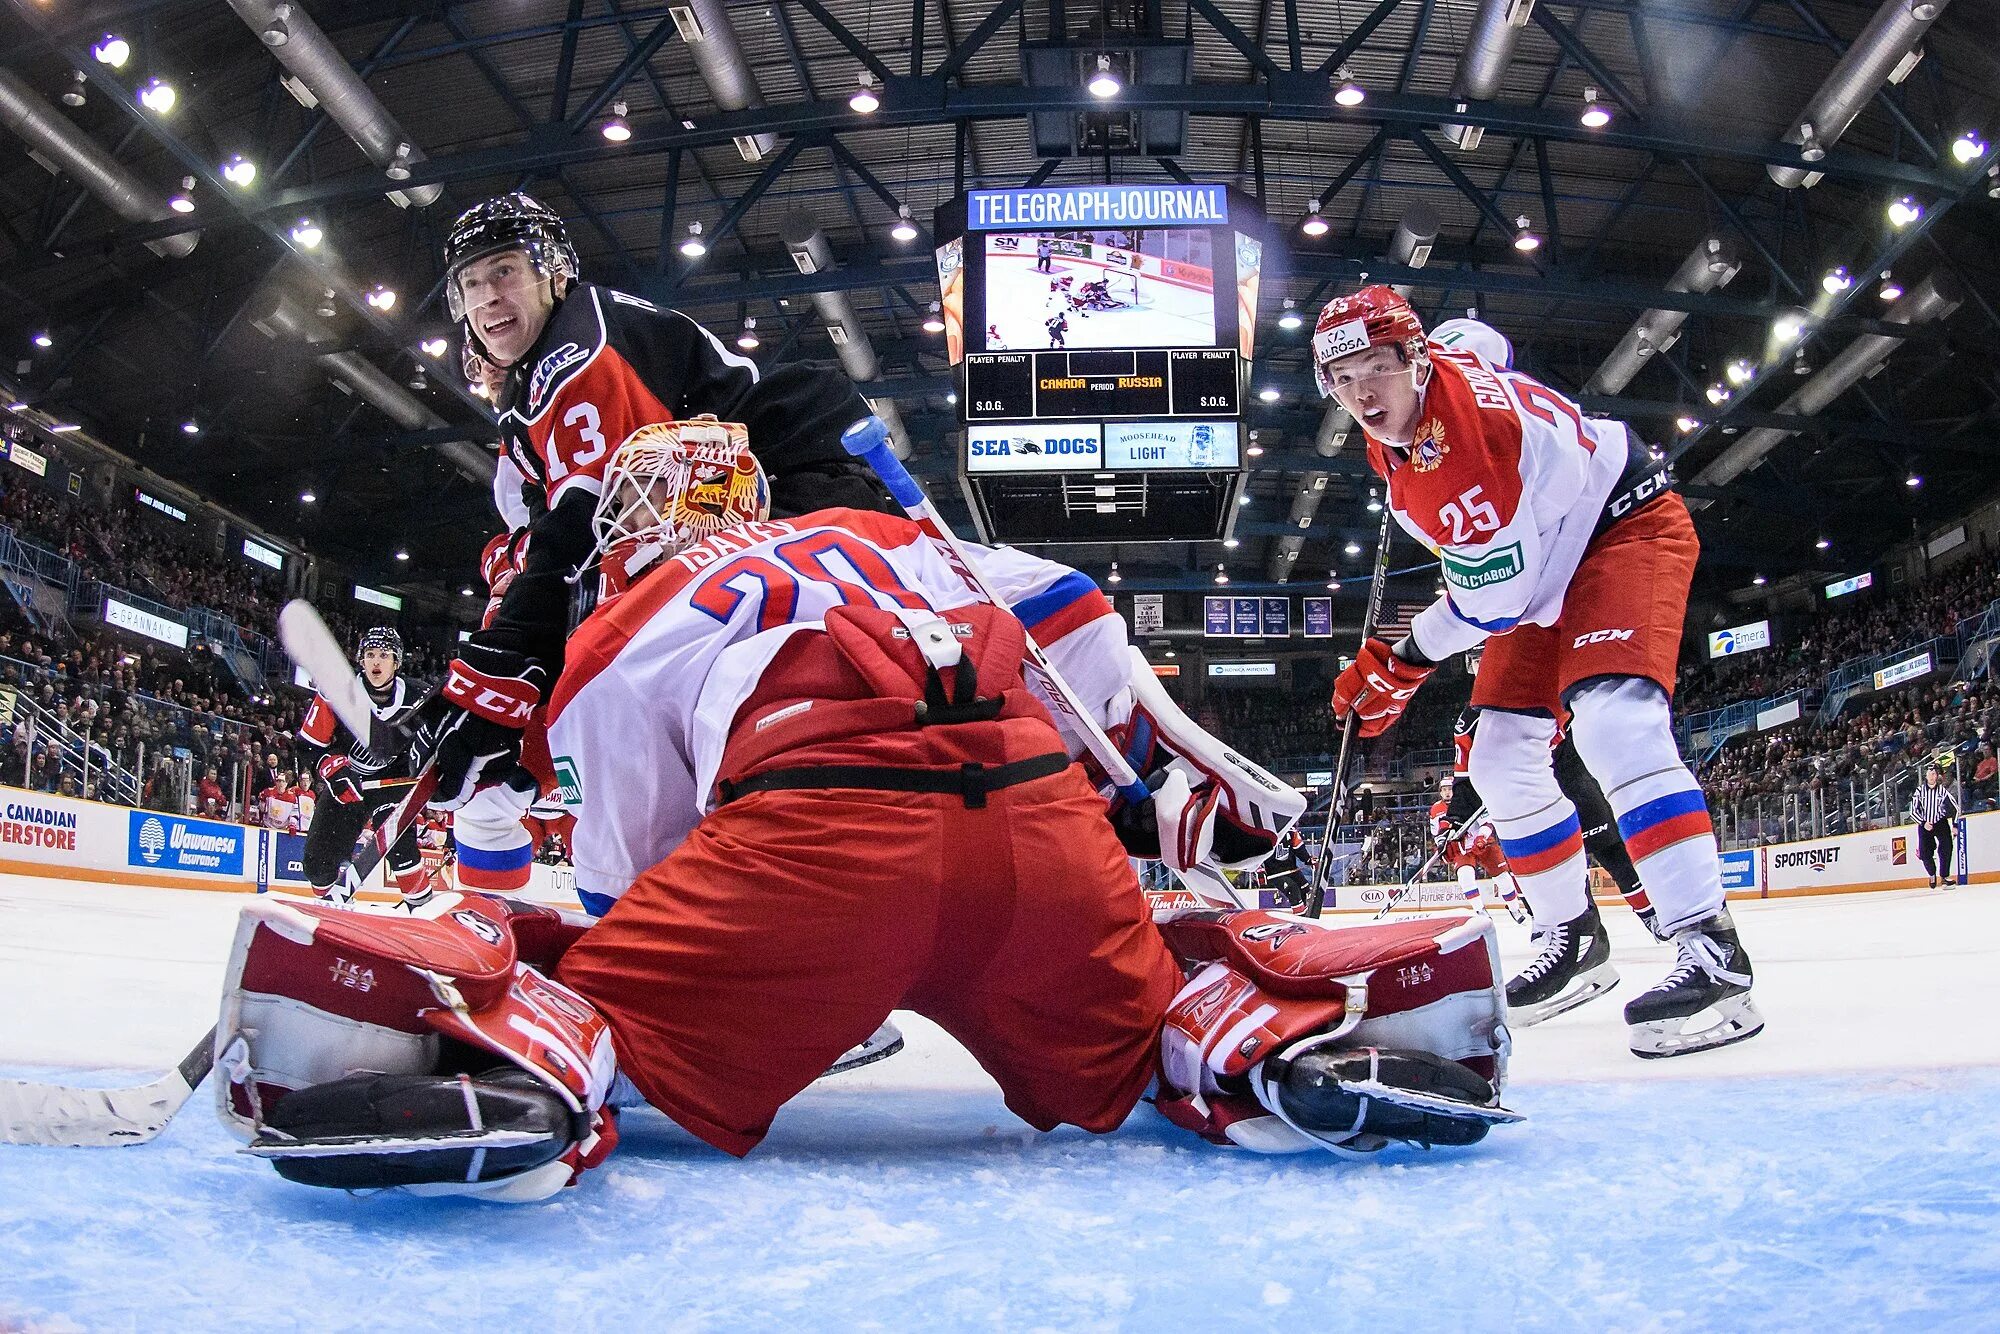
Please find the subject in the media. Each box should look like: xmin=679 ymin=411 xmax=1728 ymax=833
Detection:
xmin=316 ymin=753 xmax=364 ymax=805
xmin=410 ymin=644 xmax=548 ymax=811
xmin=1331 ymin=637 xmax=1434 ymax=738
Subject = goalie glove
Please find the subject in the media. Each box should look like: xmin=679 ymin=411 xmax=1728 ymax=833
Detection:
xmin=1101 ymin=646 xmax=1306 ymax=872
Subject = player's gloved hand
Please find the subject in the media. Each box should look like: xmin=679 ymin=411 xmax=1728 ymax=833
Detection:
xmin=316 ymin=753 xmax=363 ymax=805
xmin=1330 ymin=637 xmax=1434 ymax=738
xmin=409 ymin=643 xmax=547 ymax=811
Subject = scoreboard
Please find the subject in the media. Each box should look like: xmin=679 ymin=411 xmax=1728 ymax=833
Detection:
xmin=964 ymin=348 xmax=1241 ymax=421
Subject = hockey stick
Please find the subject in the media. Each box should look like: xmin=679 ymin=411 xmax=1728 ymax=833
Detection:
xmin=1372 ymin=802 xmax=1490 ymax=920
xmin=839 ymin=417 xmax=1250 ymax=911
xmin=0 ymin=1025 xmax=217 ymax=1147
xmin=1303 ymin=504 xmax=1397 ymax=918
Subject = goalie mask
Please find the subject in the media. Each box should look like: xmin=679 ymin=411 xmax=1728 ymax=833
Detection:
xmin=589 ymin=420 xmax=770 ymax=599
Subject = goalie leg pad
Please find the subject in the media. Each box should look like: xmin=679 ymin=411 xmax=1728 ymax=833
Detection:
xmin=248 ymin=1069 xmax=578 ymax=1192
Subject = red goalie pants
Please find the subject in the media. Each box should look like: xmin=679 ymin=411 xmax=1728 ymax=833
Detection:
xmin=554 ymin=748 xmax=1182 ymax=1157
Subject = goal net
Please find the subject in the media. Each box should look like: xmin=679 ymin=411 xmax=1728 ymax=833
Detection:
xmin=1102 ymin=270 xmax=1140 ymax=307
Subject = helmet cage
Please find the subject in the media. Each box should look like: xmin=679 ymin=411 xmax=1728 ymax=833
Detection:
xmin=590 ymin=421 xmax=769 ymax=587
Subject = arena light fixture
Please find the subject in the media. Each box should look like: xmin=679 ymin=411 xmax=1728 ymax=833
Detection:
xmin=923 ymin=302 xmax=946 ymax=334
xmin=1821 ymin=265 xmax=1852 ymax=295
xmin=299 ymin=489 xmax=316 ymax=504
xmin=1278 ymin=300 xmax=1303 ymax=331
xmin=1333 ymin=67 xmax=1365 ymax=107
xmin=1223 ymin=537 xmax=1240 ymax=550
xmin=1797 ymin=121 xmax=1826 ymax=163
xmin=1879 ymin=272 xmax=1903 ymax=301
xmin=678 ymin=220 xmax=707 ymax=258
xmin=1326 ymin=578 xmax=1341 ymax=590
xmin=1087 ymin=54 xmax=1121 ymax=100
xmin=394 ymin=549 xmax=410 ymax=562
xmin=1213 ymin=565 xmax=1229 ymax=585
xmin=1676 ymin=415 xmax=1701 ymax=434
xmin=736 ymin=317 xmax=759 ymax=351
xmin=1815 ymin=538 xmax=1831 ymax=550
xmin=1886 ymin=195 xmax=1922 ymax=228
xmin=1773 ymin=311 xmax=1807 ymax=345
xmin=92 ymin=34 xmax=130 ymax=68
xmin=1366 ymin=491 xmax=1382 ymax=514
xmin=290 ymin=218 xmax=322 ymax=249
xmin=1579 ymin=88 xmax=1611 ymax=128
xmin=945 ymin=391 xmax=958 ymax=405
xmin=181 ymin=420 xmax=200 ymax=435
xmin=1906 ymin=474 xmax=1922 ymax=488
xmin=1106 ymin=563 xmax=1121 ymax=584
xmin=849 ymin=72 xmax=880 ymax=115
xmin=1238 ymin=493 xmax=1252 ymax=506
xmin=365 ymin=286 xmax=397 ymax=312
xmin=1953 ymin=131 xmax=1988 ymax=165
xmin=460 ymin=586 xmax=476 ymax=597
xmin=1752 ymin=574 xmax=1767 ymax=587
xmin=1725 ymin=358 xmax=1755 ymax=388
xmin=138 ymin=78 xmax=176 ymax=114
xmin=1246 ymin=443 xmax=1264 ymax=458
xmin=62 ymin=71 xmax=87 ymax=107
xmin=31 ymin=332 xmax=51 ymax=349
xmin=1300 ymin=201 xmax=1329 ymax=238
xmin=600 ymin=102 xmax=632 ymax=143
xmin=1511 ymin=217 xmax=1541 ymax=252
xmin=1258 ymin=386 xmax=1281 ymax=403
xmin=1343 ymin=540 xmax=1362 ymax=556
xmin=890 ymin=205 xmax=919 ymax=243
xmin=1704 ymin=383 xmax=1730 ymax=406
xmin=221 ymin=154 xmax=257 ymax=187
xmin=49 ymin=423 xmax=80 ymax=433
xmin=168 ymin=176 xmax=195 ymax=213
xmin=419 ymin=337 xmax=448 ymax=358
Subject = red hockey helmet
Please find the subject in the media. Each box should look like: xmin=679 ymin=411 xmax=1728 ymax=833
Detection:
xmin=1312 ymin=284 xmax=1428 ymax=399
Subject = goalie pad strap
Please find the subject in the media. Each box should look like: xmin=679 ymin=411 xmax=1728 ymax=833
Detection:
xmin=717 ymin=751 xmax=1068 ymax=810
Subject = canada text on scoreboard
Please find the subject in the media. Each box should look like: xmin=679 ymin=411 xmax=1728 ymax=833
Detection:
xmin=964 ymin=347 xmax=1240 ymax=421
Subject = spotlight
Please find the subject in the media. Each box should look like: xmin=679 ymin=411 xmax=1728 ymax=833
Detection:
xmin=1223 ymin=537 xmax=1240 ymax=550
xmin=1579 ymin=87 xmax=1611 ymax=128
xmin=290 ymin=218 xmax=322 ymax=249
xmin=1278 ymin=300 xmax=1303 ymax=331
xmin=221 ymin=155 xmax=257 ymax=187
xmin=138 ymin=78 xmax=176 ymax=114
xmin=1512 ymin=216 xmax=1541 ymax=252
xmin=92 ymin=34 xmax=130 ymax=68
xmin=736 ymin=317 xmax=760 ymax=351
xmin=849 ymin=72 xmax=880 ymax=114
xmin=1238 ymin=494 xmax=1252 ymax=506
xmin=1676 ymin=415 xmax=1701 ymax=434
xmin=1087 ymin=54 xmax=1121 ymax=99
xmin=1798 ymin=121 xmax=1826 ymax=163
xmin=365 ymin=286 xmax=397 ymax=312
xmin=1258 ymin=386 xmax=1281 ymax=403
xmin=420 ymin=337 xmax=448 ymax=358
xmin=923 ymin=302 xmax=946 ymax=334
xmin=600 ymin=101 xmax=632 ymax=143
xmin=62 ymin=71 xmax=87 ymax=108
xmin=31 ymin=332 xmax=52 ymax=349
xmin=1300 ymin=202 xmax=1329 ymax=238
xmin=181 ymin=420 xmax=200 ymax=435
xmin=168 ymin=176 xmax=195 ymax=213
xmin=1773 ymin=311 xmax=1806 ymax=344
xmin=1952 ymin=131 xmax=1988 ymax=165
xmin=1725 ymin=358 xmax=1755 ymax=388
xmin=1343 ymin=540 xmax=1362 ymax=556
xmin=1333 ymin=67 xmax=1365 ymax=107
xmin=1815 ymin=538 xmax=1830 ymax=550
xmin=1906 ymin=474 xmax=1921 ymax=488
xmin=299 ymin=490 xmax=316 ymax=504
xmin=946 ymin=391 xmax=958 ymax=405
xmin=394 ymin=550 xmax=410 ymax=562
xmin=1246 ymin=443 xmax=1264 ymax=458
xmin=1326 ymin=579 xmax=1341 ymax=590
xmin=1214 ymin=565 xmax=1229 ymax=585
xmin=679 ymin=220 xmax=707 ymax=258
xmin=1879 ymin=272 xmax=1903 ymax=302
xmin=1752 ymin=574 xmax=1766 ymax=587
xmin=890 ymin=205 xmax=918 ymax=243
xmin=1106 ymin=563 xmax=1121 ymax=584
xmin=1822 ymin=266 xmax=1852 ymax=295
xmin=1704 ymin=384 xmax=1730 ymax=406
xmin=1886 ymin=195 xmax=1922 ymax=228
xmin=460 ymin=587 xmax=476 ymax=597
xmin=1366 ymin=493 xmax=1382 ymax=514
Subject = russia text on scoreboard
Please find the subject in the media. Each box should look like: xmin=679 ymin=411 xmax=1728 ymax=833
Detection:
xmin=963 ymin=348 xmax=1240 ymax=421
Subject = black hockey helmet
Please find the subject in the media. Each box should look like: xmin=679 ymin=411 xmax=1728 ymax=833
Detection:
xmin=358 ymin=625 xmax=403 ymax=664
xmin=443 ymin=193 xmax=579 ymax=351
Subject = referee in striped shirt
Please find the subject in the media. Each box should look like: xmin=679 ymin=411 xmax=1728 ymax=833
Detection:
xmin=1912 ymin=763 xmax=1960 ymax=889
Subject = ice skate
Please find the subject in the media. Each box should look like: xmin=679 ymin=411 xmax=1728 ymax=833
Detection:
xmin=1506 ymin=902 xmax=1618 ymax=1026
xmin=1625 ymin=909 xmax=1764 ymax=1059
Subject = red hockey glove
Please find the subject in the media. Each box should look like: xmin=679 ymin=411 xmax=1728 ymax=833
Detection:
xmin=316 ymin=753 xmax=363 ymax=805
xmin=1330 ymin=637 xmax=1434 ymax=738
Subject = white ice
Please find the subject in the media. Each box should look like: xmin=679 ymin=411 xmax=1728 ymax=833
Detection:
xmin=985 ymin=253 xmax=1217 ymax=352
xmin=4 ymin=874 xmax=1999 ymax=1330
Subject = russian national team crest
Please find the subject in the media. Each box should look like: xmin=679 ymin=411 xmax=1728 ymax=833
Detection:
xmin=1411 ymin=417 xmax=1450 ymax=472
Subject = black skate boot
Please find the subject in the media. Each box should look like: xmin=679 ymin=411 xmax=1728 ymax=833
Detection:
xmin=1624 ymin=908 xmax=1764 ymax=1059
xmin=1506 ymin=902 xmax=1618 ymax=1026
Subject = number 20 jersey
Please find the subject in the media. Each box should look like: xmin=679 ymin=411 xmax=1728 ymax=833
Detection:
xmin=1365 ymin=328 xmax=1635 ymax=663
xmin=541 ymin=508 xmax=1125 ymax=907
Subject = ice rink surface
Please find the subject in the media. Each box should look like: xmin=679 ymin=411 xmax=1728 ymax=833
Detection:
xmin=5 ymin=874 xmax=1999 ymax=1331
xmin=984 ymin=254 xmax=1217 ymax=351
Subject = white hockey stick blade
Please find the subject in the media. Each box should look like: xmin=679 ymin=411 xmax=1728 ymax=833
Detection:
xmin=818 ymin=1020 xmax=904 ymax=1079
xmin=0 ymin=1024 xmax=216 ymax=1147
xmin=278 ymin=600 xmax=396 ymax=754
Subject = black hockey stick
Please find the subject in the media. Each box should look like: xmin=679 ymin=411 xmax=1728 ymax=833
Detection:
xmin=1303 ymin=505 xmax=1397 ymax=918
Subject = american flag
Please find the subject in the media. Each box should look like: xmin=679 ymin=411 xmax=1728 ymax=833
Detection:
xmin=1371 ymin=602 xmax=1427 ymax=639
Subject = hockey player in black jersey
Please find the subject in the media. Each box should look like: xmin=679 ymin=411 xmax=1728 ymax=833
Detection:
xmin=410 ymin=192 xmax=895 ymax=811
xmin=297 ymin=627 xmax=434 ymax=908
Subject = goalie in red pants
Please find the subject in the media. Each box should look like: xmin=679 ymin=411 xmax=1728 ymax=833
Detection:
xmin=212 ymin=422 xmax=1518 ymax=1199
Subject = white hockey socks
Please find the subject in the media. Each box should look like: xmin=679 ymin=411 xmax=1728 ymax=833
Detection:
xmin=1469 ymin=709 xmax=1592 ymax=925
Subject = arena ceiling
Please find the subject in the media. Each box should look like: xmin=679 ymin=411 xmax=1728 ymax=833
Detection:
xmin=0 ymin=0 xmax=1995 ymax=611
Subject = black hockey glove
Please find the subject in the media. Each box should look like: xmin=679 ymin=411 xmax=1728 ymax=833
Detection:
xmin=408 ymin=643 xmax=547 ymax=811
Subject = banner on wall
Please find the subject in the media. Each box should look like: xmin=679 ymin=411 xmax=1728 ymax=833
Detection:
xmin=128 ymin=811 xmax=246 ymax=876
xmin=1132 ymin=593 xmax=1164 ymax=634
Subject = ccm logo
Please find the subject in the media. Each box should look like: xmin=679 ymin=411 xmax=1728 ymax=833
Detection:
xmin=1573 ymin=628 xmax=1635 ymax=648
xmin=1609 ymin=469 xmax=1671 ymax=517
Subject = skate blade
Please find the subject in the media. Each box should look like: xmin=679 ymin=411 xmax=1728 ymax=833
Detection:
xmin=1509 ymin=962 xmax=1619 ymax=1028
xmin=1629 ymin=994 xmax=1765 ymax=1060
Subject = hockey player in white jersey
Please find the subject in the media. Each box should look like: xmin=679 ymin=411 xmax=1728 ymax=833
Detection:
xmin=212 ymin=420 xmax=1519 ymax=1200
xmin=1318 ymin=285 xmax=1761 ymax=1058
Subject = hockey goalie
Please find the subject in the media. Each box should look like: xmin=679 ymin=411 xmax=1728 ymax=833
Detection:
xmin=214 ymin=421 xmax=1518 ymax=1201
